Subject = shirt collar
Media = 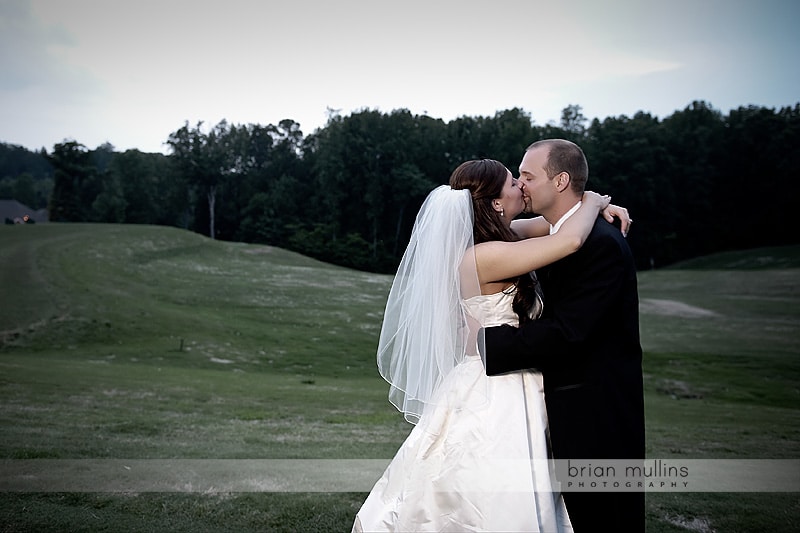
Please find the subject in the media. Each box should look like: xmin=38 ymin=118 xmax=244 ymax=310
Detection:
xmin=549 ymin=201 xmax=582 ymax=234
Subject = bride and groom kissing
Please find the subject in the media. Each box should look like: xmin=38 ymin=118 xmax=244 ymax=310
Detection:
xmin=353 ymin=139 xmax=645 ymax=532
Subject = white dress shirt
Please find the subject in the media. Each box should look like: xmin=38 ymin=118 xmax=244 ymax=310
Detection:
xmin=549 ymin=201 xmax=582 ymax=234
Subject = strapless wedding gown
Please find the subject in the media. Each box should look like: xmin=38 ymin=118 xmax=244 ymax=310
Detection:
xmin=353 ymin=289 xmax=572 ymax=532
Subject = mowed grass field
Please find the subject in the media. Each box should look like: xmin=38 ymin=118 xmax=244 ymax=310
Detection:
xmin=1 ymin=223 xmax=798 ymax=532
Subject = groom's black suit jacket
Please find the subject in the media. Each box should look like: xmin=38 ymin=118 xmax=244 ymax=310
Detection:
xmin=483 ymin=216 xmax=645 ymax=531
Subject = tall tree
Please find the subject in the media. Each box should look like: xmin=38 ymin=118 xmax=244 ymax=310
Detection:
xmin=660 ymin=100 xmax=726 ymax=260
xmin=167 ymin=121 xmax=228 ymax=239
xmin=47 ymin=141 xmax=96 ymax=222
xmin=560 ymin=104 xmax=588 ymax=137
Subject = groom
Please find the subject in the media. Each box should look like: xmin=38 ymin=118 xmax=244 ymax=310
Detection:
xmin=482 ymin=139 xmax=645 ymax=532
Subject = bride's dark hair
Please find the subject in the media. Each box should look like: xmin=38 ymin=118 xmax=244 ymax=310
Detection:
xmin=449 ymin=159 xmax=539 ymax=323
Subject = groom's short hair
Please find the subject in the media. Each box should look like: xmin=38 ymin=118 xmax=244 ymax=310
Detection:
xmin=527 ymin=139 xmax=588 ymax=194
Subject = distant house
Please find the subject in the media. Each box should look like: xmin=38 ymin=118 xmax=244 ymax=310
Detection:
xmin=0 ymin=200 xmax=49 ymax=224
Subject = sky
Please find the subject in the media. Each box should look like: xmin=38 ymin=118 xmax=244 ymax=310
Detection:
xmin=1 ymin=0 xmax=798 ymax=154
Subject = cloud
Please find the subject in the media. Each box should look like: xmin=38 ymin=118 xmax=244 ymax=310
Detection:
xmin=0 ymin=0 xmax=97 ymax=97
xmin=2 ymin=0 xmax=797 ymax=153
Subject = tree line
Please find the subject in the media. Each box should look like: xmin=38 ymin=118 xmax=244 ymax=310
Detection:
xmin=1 ymin=101 xmax=798 ymax=272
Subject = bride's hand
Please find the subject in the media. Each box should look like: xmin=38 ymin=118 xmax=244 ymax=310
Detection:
xmin=582 ymin=190 xmax=611 ymax=210
xmin=602 ymin=203 xmax=632 ymax=237
xmin=583 ymin=191 xmax=632 ymax=237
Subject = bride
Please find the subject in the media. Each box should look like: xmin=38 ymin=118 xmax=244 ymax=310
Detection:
xmin=353 ymin=159 xmax=626 ymax=532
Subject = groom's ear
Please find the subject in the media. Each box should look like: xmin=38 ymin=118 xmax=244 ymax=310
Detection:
xmin=555 ymin=171 xmax=571 ymax=192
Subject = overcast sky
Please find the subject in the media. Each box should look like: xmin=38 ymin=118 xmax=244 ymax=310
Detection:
xmin=1 ymin=0 xmax=798 ymax=154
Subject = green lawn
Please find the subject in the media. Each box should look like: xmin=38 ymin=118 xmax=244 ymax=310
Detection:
xmin=1 ymin=224 xmax=798 ymax=532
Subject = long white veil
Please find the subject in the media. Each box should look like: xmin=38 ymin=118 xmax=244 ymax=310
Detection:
xmin=377 ymin=185 xmax=481 ymax=424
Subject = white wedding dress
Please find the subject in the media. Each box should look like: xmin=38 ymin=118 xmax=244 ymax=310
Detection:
xmin=353 ymin=288 xmax=572 ymax=532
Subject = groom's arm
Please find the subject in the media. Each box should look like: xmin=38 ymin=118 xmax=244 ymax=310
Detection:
xmin=481 ymin=320 xmax=570 ymax=375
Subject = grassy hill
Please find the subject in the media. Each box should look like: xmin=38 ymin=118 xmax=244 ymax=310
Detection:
xmin=1 ymin=224 xmax=798 ymax=532
xmin=1 ymin=223 xmax=391 ymax=377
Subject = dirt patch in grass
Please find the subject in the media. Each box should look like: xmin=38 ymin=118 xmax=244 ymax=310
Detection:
xmin=655 ymin=378 xmax=705 ymax=399
xmin=664 ymin=514 xmax=715 ymax=532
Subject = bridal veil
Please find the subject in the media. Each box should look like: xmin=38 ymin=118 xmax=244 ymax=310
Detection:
xmin=376 ymin=185 xmax=483 ymax=424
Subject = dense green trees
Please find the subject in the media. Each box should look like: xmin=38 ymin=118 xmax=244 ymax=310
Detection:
xmin=40 ymin=141 xmax=185 ymax=227
xmin=2 ymin=100 xmax=797 ymax=272
xmin=0 ymin=143 xmax=53 ymax=210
